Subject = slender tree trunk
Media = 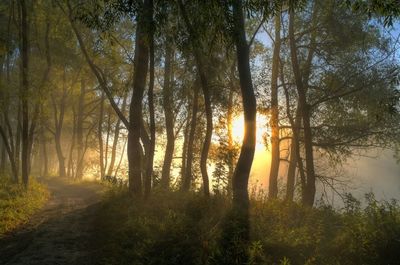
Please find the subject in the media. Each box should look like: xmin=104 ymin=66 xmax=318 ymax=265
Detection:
xmin=0 ymin=125 xmax=18 ymax=180
xmin=128 ymin=0 xmax=152 ymax=196
xmin=0 ymin=139 xmax=5 ymax=173
xmin=115 ymin=136 xmax=127 ymax=178
xmin=98 ymin=93 xmax=105 ymax=179
xmin=289 ymin=10 xmax=316 ymax=206
xmin=219 ymin=3 xmax=257 ymax=264
xmin=232 ymin=0 xmax=256 ymax=216
xmin=0 ymin=60 xmax=5 ymax=174
xmin=54 ymin=130 xmax=66 ymax=178
xmin=67 ymin=108 xmax=76 ymax=178
xmin=107 ymin=95 xmax=127 ymax=177
xmin=104 ymin=107 xmax=112 ymax=174
xmin=268 ymin=13 xmax=281 ymax=199
xmin=180 ymin=108 xmax=190 ymax=186
xmin=41 ymin=126 xmax=48 ymax=177
xmin=144 ymin=32 xmax=155 ymax=197
xmin=15 ymin=107 xmax=21 ymax=179
xmin=178 ymin=0 xmax=211 ymax=196
xmin=284 ymin=107 xmax=302 ymax=202
xmin=227 ymin=80 xmax=235 ymax=196
xmin=161 ymin=42 xmax=175 ymax=189
xmin=182 ymin=84 xmax=199 ymax=191
xmin=200 ymin=78 xmax=212 ymax=196
xmin=286 ymin=140 xmax=297 ymax=201
xmin=76 ymin=79 xmax=85 ymax=179
xmin=52 ymin=70 xmax=67 ymax=179
xmin=20 ymin=0 xmax=29 ymax=187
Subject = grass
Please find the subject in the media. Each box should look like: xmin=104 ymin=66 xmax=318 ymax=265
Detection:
xmin=0 ymin=177 xmax=49 ymax=237
xmin=92 ymin=187 xmax=400 ymax=265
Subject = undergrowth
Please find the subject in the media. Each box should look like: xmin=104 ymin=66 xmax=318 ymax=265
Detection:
xmin=93 ymin=187 xmax=400 ymax=265
xmin=0 ymin=177 xmax=49 ymax=237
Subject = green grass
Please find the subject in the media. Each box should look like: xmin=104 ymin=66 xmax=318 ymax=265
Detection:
xmin=92 ymin=188 xmax=400 ymax=265
xmin=0 ymin=177 xmax=49 ymax=237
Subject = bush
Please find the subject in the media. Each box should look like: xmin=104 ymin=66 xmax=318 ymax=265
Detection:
xmin=0 ymin=177 xmax=49 ymax=237
xmin=93 ymin=188 xmax=400 ymax=265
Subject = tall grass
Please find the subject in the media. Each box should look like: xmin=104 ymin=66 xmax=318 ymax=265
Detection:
xmin=0 ymin=177 xmax=49 ymax=237
xmin=92 ymin=187 xmax=400 ymax=265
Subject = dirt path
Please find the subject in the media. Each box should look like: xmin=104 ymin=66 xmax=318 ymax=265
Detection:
xmin=0 ymin=178 xmax=104 ymax=265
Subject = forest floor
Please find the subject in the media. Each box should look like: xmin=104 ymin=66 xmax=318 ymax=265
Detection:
xmin=0 ymin=177 xmax=104 ymax=265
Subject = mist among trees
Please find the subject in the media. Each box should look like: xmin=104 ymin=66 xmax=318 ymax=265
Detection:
xmin=0 ymin=0 xmax=400 ymax=264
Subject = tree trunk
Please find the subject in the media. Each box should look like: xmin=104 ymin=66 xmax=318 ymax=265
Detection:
xmin=98 ymin=93 xmax=105 ymax=179
xmin=107 ymin=95 xmax=127 ymax=177
xmin=180 ymin=108 xmax=190 ymax=186
xmin=218 ymin=2 xmax=257 ymax=263
xmin=52 ymin=70 xmax=67 ymax=179
xmin=15 ymin=107 xmax=21 ymax=179
xmin=268 ymin=13 xmax=281 ymax=199
xmin=128 ymin=0 xmax=152 ymax=196
xmin=289 ymin=9 xmax=316 ymax=206
xmin=161 ymin=42 xmax=175 ymax=189
xmin=0 ymin=139 xmax=5 ymax=173
xmin=67 ymin=108 xmax=76 ymax=178
xmin=144 ymin=33 xmax=155 ymax=197
xmin=285 ymin=107 xmax=302 ymax=202
xmin=0 ymin=125 xmax=18 ymax=180
xmin=226 ymin=87 xmax=234 ymax=196
xmin=54 ymin=130 xmax=66 ymax=178
xmin=40 ymin=126 xmax=48 ymax=177
xmin=182 ymin=84 xmax=199 ymax=191
xmin=178 ymin=0 xmax=211 ymax=196
xmin=200 ymin=77 xmax=212 ymax=197
xmin=104 ymin=107 xmax=112 ymax=174
xmin=20 ymin=0 xmax=29 ymax=187
xmin=76 ymin=79 xmax=85 ymax=179
xmin=232 ymin=0 xmax=256 ymax=214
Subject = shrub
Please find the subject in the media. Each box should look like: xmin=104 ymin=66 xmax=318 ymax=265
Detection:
xmin=0 ymin=177 xmax=49 ymax=237
xmin=93 ymin=188 xmax=400 ymax=265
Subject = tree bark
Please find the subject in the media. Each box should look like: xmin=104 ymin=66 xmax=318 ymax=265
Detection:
xmin=144 ymin=29 xmax=155 ymax=197
xmin=144 ymin=38 xmax=156 ymax=198
xmin=40 ymin=125 xmax=48 ymax=177
xmin=128 ymin=0 xmax=152 ymax=196
xmin=231 ymin=0 xmax=256 ymax=215
xmin=67 ymin=108 xmax=76 ymax=178
xmin=218 ymin=2 xmax=257 ymax=263
xmin=268 ymin=13 xmax=281 ymax=199
xmin=0 ymin=138 xmax=5 ymax=173
xmin=107 ymin=95 xmax=127 ymax=177
xmin=182 ymin=84 xmax=199 ymax=191
xmin=0 ymin=125 xmax=18 ymax=180
xmin=104 ymin=107 xmax=112 ymax=174
xmin=20 ymin=0 xmax=29 ymax=187
xmin=52 ymin=69 xmax=67 ymax=179
xmin=161 ymin=41 xmax=175 ymax=189
xmin=289 ymin=9 xmax=316 ymax=206
xmin=178 ymin=0 xmax=211 ymax=196
xmin=98 ymin=93 xmax=105 ymax=179
xmin=227 ymin=88 xmax=234 ymax=195
xmin=76 ymin=79 xmax=85 ymax=179
xmin=180 ymin=108 xmax=190 ymax=186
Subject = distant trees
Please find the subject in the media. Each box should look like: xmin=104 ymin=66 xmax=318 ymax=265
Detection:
xmin=0 ymin=0 xmax=398 ymax=263
xmin=0 ymin=0 xmax=398 ymax=236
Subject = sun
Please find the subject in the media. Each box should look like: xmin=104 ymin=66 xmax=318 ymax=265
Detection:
xmin=231 ymin=113 xmax=270 ymax=151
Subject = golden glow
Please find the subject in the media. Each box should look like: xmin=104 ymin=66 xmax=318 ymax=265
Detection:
xmin=231 ymin=114 xmax=270 ymax=151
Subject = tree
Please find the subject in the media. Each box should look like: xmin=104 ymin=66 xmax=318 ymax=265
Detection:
xmin=268 ymin=11 xmax=281 ymax=199
xmin=20 ymin=0 xmax=30 ymax=187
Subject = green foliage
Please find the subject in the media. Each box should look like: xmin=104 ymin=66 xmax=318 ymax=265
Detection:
xmin=92 ymin=188 xmax=229 ymax=265
xmin=93 ymin=188 xmax=400 ymax=265
xmin=0 ymin=177 xmax=49 ymax=237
